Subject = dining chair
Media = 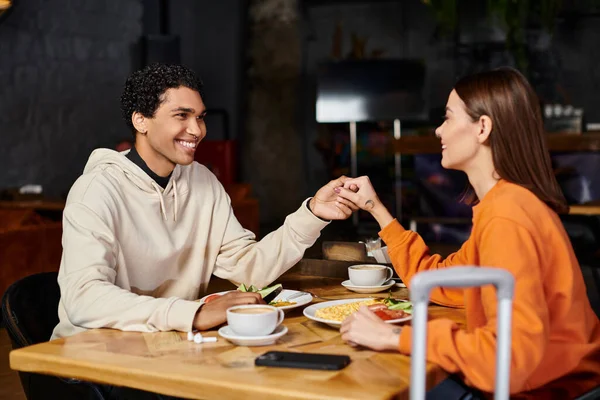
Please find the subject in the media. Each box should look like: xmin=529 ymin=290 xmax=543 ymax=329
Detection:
xmin=1 ymin=271 xmax=106 ymax=400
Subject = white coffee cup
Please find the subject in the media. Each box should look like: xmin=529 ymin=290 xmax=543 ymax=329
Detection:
xmin=226 ymin=304 xmax=284 ymax=337
xmin=348 ymin=264 xmax=394 ymax=286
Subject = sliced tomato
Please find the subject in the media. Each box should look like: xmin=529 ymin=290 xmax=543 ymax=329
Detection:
xmin=204 ymin=294 xmax=222 ymax=303
xmin=381 ymin=309 xmax=408 ymax=320
xmin=368 ymin=304 xmax=408 ymax=321
xmin=367 ymin=304 xmax=388 ymax=312
xmin=373 ymin=309 xmax=393 ymax=321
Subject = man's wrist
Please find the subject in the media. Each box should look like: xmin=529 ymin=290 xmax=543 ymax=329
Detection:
xmin=308 ymin=197 xmax=316 ymax=213
xmin=307 ymin=198 xmax=329 ymax=222
xmin=192 ymin=304 xmax=207 ymax=331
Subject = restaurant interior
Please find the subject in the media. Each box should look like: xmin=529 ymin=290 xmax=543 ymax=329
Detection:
xmin=1 ymin=0 xmax=600 ymax=399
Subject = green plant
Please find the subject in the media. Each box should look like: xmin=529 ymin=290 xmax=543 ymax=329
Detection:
xmin=488 ymin=0 xmax=564 ymax=71
xmin=421 ymin=0 xmax=564 ymax=72
xmin=421 ymin=0 xmax=458 ymax=35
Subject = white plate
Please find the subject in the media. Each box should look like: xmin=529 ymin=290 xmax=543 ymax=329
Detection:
xmin=199 ymin=289 xmax=313 ymax=311
xmin=218 ymin=325 xmax=288 ymax=346
xmin=394 ymin=280 xmax=407 ymax=288
xmin=303 ymin=298 xmax=412 ymax=328
xmin=341 ymin=279 xmax=395 ymax=294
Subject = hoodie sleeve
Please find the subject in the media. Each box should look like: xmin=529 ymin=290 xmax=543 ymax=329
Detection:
xmin=212 ymin=185 xmax=329 ymax=288
xmin=59 ymin=202 xmax=201 ymax=333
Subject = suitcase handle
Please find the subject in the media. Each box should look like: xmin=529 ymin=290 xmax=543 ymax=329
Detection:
xmin=409 ymin=266 xmax=515 ymax=400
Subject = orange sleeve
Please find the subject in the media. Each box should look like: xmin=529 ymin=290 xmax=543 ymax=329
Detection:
xmin=379 ymin=220 xmax=467 ymax=307
xmin=397 ymin=218 xmax=550 ymax=394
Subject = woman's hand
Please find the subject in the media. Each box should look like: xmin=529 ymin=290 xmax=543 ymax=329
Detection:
xmin=335 ymin=176 xmax=395 ymax=229
xmin=335 ymin=176 xmax=381 ymax=212
xmin=340 ymin=306 xmax=402 ymax=351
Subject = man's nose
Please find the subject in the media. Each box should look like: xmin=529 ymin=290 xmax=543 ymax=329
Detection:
xmin=188 ymin=119 xmax=203 ymax=138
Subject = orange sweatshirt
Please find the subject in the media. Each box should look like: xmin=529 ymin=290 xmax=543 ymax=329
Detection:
xmin=379 ymin=180 xmax=600 ymax=397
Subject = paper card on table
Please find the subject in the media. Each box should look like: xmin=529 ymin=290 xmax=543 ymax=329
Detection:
xmin=216 ymin=346 xmax=256 ymax=370
xmin=142 ymin=331 xmax=184 ymax=353
xmin=278 ymin=323 xmax=323 ymax=348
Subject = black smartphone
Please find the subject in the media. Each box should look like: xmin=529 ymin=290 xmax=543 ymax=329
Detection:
xmin=255 ymin=351 xmax=351 ymax=371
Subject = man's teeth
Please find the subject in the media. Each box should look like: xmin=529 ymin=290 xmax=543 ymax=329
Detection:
xmin=177 ymin=140 xmax=196 ymax=149
xmin=442 ymin=145 xmax=447 ymax=150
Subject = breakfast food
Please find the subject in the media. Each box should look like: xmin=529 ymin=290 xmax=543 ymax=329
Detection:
xmin=315 ymin=297 xmax=413 ymax=322
xmin=200 ymin=283 xmax=297 ymax=307
xmin=315 ymin=299 xmax=382 ymax=321
xmin=237 ymin=283 xmax=283 ymax=303
xmin=268 ymin=300 xmax=297 ymax=307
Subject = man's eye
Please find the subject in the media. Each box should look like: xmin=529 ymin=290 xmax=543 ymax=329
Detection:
xmin=176 ymin=113 xmax=186 ymax=118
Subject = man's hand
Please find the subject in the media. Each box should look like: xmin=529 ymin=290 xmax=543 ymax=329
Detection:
xmin=193 ymin=291 xmax=265 ymax=331
xmin=309 ymin=176 xmax=360 ymax=220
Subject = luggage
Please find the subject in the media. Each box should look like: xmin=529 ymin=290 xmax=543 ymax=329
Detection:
xmin=409 ymin=266 xmax=515 ymax=400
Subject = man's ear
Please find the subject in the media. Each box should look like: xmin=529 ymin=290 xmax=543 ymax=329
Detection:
xmin=477 ymin=115 xmax=493 ymax=144
xmin=131 ymin=112 xmax=147 ymax=134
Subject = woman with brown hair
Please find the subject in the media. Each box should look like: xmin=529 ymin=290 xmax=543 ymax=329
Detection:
xmin=336 ymin=68 xmax=600 ymax=398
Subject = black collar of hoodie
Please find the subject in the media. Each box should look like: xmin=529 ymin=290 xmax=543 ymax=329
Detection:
xmin=126 ymin=145 xmax=172 ymax=189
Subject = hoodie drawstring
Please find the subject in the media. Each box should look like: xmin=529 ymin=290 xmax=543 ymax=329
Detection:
xmin=151 ymin=179 xmax=178 ymax=222
xmin=151 ymin=182 xmax=168 ymax=221
xmin=173 ymin=179 xmax=178 ymax=222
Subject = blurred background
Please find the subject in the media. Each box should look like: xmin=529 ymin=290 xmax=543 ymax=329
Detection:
xmin=2 ymin=2 xmax=600 ymax=397
xmin=1 ymin=0 xmax=600 ymax=245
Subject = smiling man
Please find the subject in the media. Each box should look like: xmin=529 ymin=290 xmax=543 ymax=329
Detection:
xmin=52 ymin=63 xmax=356 ymax=341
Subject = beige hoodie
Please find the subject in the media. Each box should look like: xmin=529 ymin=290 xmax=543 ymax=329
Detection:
xmin=51 ymin=149 xmax=329 ymax=339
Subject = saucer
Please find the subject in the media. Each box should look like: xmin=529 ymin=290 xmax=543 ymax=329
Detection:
xmin=341 ymin=279 xmax=395 ymax=294
xmin=218 ymin=325 xmax=288 ymax=347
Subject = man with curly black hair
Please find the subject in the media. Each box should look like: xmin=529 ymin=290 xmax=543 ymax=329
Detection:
xmin=52 ymin=63 xmax=356 ymax=341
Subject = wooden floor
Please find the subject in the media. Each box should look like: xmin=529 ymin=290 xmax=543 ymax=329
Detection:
xmin=0 ymin=329 xmax=26 ymax=400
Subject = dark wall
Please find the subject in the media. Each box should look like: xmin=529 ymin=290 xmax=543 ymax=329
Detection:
xmin=299 ymin=1 xmax=600 ymax=194
xmin=0 ymin=0 xmax=143 ymax=198
xmin=168 ymin=0 xmax=248 ymax=141
xmin=243 ymin=0 xmax=307 ymax=227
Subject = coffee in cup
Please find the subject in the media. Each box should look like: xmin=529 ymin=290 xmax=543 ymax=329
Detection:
xmin=226 ymin=305 xmax=284 ymax=336
xmin=229 ymin=307 xmax=274 ymax=315
xmin=348 ymin=264 xmax=393 ymax=286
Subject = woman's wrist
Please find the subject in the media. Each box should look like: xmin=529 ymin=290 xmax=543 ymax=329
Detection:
xmin=370 ymin=202 xmax=394 ymax=228
xmin=386 ymin=327 xmax=402 ymax=350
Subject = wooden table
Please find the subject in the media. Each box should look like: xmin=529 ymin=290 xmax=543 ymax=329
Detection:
xmin=0 ymin=200 xmax=65 ymax=211
xmin=10 ymin=273 xmax=465 ymax=400
xmin=392 ymin=132 xmax=600 ymax=155
xmin=569 ymin=204 xmax=600 ymax=215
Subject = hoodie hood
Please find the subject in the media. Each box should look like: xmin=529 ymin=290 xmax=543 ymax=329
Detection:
xmin=83 ymin=148 xmax=182 ymax=221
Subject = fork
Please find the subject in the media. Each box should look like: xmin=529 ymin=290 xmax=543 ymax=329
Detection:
xmin=285 ymin=291 xmax=344 ymax=302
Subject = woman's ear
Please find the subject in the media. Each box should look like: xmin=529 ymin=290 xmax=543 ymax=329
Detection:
xmin=131 ymin=112 xmax=147 ymax=134
xmin=477 ymin=115 xmax=493 ymax=144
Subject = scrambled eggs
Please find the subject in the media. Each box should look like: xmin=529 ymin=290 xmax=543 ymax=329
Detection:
xmin=315 ymin=299 xmax=384 ymax=322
